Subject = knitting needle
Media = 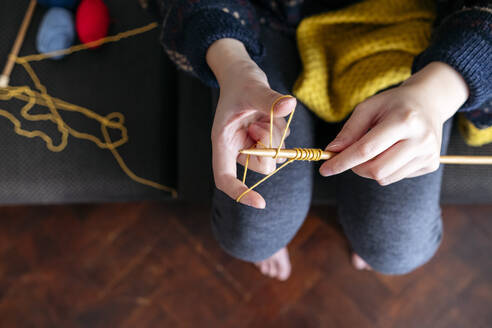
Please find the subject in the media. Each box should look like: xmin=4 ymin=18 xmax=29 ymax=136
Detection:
xmin=0 ymin=0 xmax=37 ymax=88
xmin=240 ymin=148 xmax=336 ymax=160
xmin=240 ymin=148 xmax=492 ymax=165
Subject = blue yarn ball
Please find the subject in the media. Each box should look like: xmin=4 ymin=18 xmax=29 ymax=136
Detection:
xmin=37 ymin=0 xmax=79 ymax=9
xmin=36 ymin=7 xmax=75 ymax=60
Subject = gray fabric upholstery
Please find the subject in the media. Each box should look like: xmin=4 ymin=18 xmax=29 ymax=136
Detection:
xmin=1 ymin=1 xmax=489 ymax=205
xmin=0 ymin=0 xmax=177 ymax=204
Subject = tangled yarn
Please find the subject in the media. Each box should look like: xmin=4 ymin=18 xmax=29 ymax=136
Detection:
xmin=1 ymin=22 xmax=177 ymax=197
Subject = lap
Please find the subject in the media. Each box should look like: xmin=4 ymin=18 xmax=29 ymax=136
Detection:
xmin=211 ymin=26 xmax=316 ymax=262
xmin=210 ymin=25 xmax=454 ymax=269
xmin=334 ymin=118 xmax=454 ymax=273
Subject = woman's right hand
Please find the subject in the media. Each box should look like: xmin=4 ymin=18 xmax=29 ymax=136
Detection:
xmin=206 ymin=38 xmax=297 ymax=209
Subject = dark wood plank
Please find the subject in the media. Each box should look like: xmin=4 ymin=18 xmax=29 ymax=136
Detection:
xmin=0 ymin=202 xmax=490 ymax=328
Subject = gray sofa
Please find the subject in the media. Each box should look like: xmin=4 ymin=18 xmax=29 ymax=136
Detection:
xmin=1 ymin=0 xmax=491 ymax=205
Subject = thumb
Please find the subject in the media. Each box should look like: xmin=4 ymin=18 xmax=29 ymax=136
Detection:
xmin=253 ymin=87 xmax=297 ymax=118
xmin=325 ymin=102 xmax=375 ymax=152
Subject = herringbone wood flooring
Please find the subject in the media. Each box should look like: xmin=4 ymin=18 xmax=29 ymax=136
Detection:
xmin=0 ymin=202 xmax=490 ymax=327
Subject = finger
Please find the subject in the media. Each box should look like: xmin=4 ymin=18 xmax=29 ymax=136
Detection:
xmin=352 ymin=141 xmax=417 ymax=183
xmin=252 ymin=122 xmax=289 ymax=163
xmin=406 ymin=161 xmax=442 ymax=178
xmin=246 ymin=123 xmax=278 ymax=173
xmin=319 ymin=118 xmax=408 ymax=177
xmin=249 ymin=121 xmax=290 ymax=144
xmin=325 ymin=101 xmax=376 ymax=152
xmin=236 ymin=137 xmax=256 ymax=168
xmin=248 ymin=122 xmax=289 ymax=166
xmin=212 ymin=142 xmax=266 ymax=209
xmin=265 ymin=119 xmax=291 ymax=139
xmin=376 ymin=158 xmax=438 ymax=186
xmin=252 ymin=120 xmax=289 ymax=163
xmin=252 ymin=89 xmax=297 ymax=118
xmin=259 ymin=262 xmax=269 ymax=275
xmin=269 ymin=260 xmax=277 ymax=277
xmin=259 ymin=115 xmax=287 ymax=132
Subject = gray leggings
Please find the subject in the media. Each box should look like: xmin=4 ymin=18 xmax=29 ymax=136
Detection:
xmin=211 ymin=27 xmax=452 ymax=275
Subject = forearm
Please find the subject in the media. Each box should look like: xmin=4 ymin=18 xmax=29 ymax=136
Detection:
xmin=206 ymin=38 xmax=267 ymax=88
xmin=412 ymin=2 xmax=492 ymax=112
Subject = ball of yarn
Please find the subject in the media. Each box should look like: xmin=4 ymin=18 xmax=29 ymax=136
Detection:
xmin=36 ymin=7 xmax=75 ymax=60
xmin=37 ymin=0 xmax=79 ymax=9
xmin=75 ymin=0 xmax=110 ymax=47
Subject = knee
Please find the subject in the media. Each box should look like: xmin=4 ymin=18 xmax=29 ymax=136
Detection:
xmin=211 ymin=189 xmax=310 ymax=263
xmin=361 ymin=240 xmax=441 ymax=275
xmin=211 ymin=209 xmax=286 ymax=263
xmin=346 ymin=214 xmax=443 ymax=275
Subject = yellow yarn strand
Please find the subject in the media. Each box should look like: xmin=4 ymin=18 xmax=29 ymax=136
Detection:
xmin=237 ymin=158 xmax=294 ymax=202
xmin=237 ymin=96 xmax=297 ymax=202
xmin=14 ymin=22 xmax=159 ymax=64
xmin=0 ymin=22 xmax=177 ymax=198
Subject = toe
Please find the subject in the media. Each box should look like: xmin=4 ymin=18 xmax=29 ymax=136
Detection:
xmin=267 ymin=261 xmax=277 ymax=278
xmin=276 ymin=261 xmax=291 ymax=281
xmin=257 ymin=262 xmax=268 ymax=275
xmin=352 ymin=253 xmax=371 ymax=271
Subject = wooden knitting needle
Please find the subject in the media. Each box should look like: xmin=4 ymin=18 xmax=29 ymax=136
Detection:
xmin=241 ymin=148 xmax=336 ymax=160
xmin=240 ymin=148 xmax=492 ymax=165
xmin=0 ymin=0 xmax=37 ymax=88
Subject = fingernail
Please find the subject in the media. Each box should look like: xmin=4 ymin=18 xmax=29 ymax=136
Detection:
xmin=275 ymin=95 xmax=294 ymax=109
xmin=240 ymin=195 xmax=255 ymax=207
xmin=325 ymin=141 xmax=340 ymax=151
xmin=241 ymin=194 xmax=265 ymax=209
xmin=319 ymin=167 xmax=333 ymax=177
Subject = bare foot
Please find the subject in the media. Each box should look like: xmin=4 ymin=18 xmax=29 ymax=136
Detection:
xmin=255 ymin=247 xmax=291 ymax=281
xmin=352 ymin=253 xmax=372 ymax=271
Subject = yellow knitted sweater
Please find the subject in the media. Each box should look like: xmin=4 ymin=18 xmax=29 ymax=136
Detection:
xmin=293 ymin=0 xmax=491 ymax=146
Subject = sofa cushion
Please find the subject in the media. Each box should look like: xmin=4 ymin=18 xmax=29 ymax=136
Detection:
xmin=0 ymin=0 xmax=177 ymax=204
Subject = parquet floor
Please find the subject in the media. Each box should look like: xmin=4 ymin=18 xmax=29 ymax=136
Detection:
xmin=0 ymin=202 xmax=490 ymax=327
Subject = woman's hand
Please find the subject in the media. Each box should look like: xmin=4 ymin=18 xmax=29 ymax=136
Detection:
xmin=319 ymin=62 xmax=469 ymax=185
xmin=207 ymin=38 xmax=296 ymax=208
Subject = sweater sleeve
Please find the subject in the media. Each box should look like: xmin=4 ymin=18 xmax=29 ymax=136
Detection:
xmin=412 ymin=1 xmax=492 ymax=113
xmin=157 ymin=0 xmax=264 ymax=87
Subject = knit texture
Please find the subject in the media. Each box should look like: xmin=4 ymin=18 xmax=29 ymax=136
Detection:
xmin=159 ymin=1 xmax=263 ymax=87
xmin=458 ymin=113 xmax=492 ymax=146
xmin=181 ymin=9 xmax=264 ymax=87
xmin=155 ymin=0 xmax=492 ymax=145
xmin=293 ymin=0 xmax=435 ymax=122
xmin=412 ymin=8 xmax=492 ymax=145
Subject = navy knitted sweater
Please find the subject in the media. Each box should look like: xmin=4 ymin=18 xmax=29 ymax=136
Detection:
xmin=152 ymin=0 xmax=492 ymax=130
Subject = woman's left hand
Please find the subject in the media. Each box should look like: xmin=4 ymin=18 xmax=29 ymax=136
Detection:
xmin=319 ymin=62 xmax=469 ymax=185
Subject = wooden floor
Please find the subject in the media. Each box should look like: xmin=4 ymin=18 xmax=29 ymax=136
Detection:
xmin=0 ymin=202 xmax=490 ymax=328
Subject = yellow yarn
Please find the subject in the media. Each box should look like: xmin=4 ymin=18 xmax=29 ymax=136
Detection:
xmin=458 ymin=113 xmax=492 ymax=147
xmin=0 ymin=22 xmax=177 ymax=198
xmin=294 ymin=0 xmax=435 ymax=122
xmin=294 ymin=0 xmax=492 ymax=146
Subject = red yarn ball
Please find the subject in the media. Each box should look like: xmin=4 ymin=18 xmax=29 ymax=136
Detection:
xmin=75 ymin=0 xmax=110 ymax=48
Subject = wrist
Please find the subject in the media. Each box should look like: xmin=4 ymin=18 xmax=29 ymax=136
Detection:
xmin=403 ymin=62 xmax=469 ymax=123
xmin=206 ymin=38 xmax=265 ymax=87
